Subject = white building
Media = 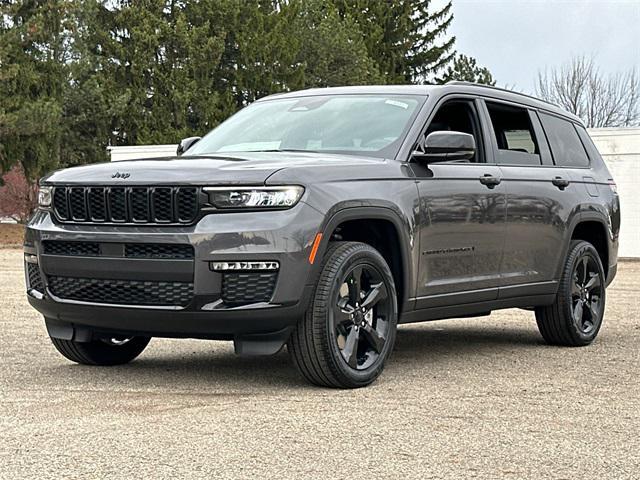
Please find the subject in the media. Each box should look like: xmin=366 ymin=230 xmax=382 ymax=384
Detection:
xmin=107 ymin=144 xmax=178 ymax=161
xmin=109 ymin=128 xmax=640 ymax=258
xmin=588 ymin=128 xmax=639 ymax=259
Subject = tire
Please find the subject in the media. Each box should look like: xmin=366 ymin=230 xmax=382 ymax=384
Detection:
xmin=288 ymin=241 xmax=398 ymax=388
xmin=50 ymin=335 xmax=151 ymax=366
xmin=535 ymin=240 xmax=606 ymax=346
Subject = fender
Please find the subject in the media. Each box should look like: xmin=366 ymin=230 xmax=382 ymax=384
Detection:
xmin=555 ymin=211 xmax=612 ymax=281
xmin=306 ymin=204 xmax=416 ymax=314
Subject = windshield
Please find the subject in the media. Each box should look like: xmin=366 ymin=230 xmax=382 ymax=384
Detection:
xmin=185 ymin=94 xmax=425 ymax=159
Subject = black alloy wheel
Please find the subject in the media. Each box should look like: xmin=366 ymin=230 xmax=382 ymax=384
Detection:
xmin=333 ymin=264 xmax=392 ymax=370
xmin=288 ymin=241 xmax=398 ymax=388
xmin=536 ymin=240 xmax=606 ymax=346
xmin=570 ymin=254 xmax=604 ymax=335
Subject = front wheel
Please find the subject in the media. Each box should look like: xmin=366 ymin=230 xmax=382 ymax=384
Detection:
xmin=535 ymin=240 xmax=606 ymax=346
xmin=288 ymin=241 xmax=398 ymax=388
xmin=50 ymin=335 xmax=151 ymax=366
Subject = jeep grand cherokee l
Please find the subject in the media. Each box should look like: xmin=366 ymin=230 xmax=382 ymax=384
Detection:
xmin=24 ymin=82 xmax=620 ymax=388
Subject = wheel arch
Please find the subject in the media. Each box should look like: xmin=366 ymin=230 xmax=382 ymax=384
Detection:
xmin=566 ymin=214 xmax=611 ymax=278
xmin=311 ymin=206 xmax=415 ymax=315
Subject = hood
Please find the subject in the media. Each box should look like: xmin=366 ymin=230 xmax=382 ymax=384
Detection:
xmin=41 ymin=152 xmax=385 ymax=185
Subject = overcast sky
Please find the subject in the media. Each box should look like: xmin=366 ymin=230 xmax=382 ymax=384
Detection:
xmin=434 ymin=0 xmax=640 ymax=93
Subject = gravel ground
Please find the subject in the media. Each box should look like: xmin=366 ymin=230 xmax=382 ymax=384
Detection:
xmin=1 ymin=248 xmax=638 ymax=479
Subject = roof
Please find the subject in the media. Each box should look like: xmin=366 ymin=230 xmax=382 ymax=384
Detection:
xmin=259 ymin=82 xmax=583 ymax=125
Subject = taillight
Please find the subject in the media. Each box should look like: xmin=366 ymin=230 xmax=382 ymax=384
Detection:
xmin=608 ymin=180 xmax=617 ymax=194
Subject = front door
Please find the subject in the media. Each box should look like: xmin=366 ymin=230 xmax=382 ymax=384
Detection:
xmin=411 ymin=99 xmax=506 ymax=309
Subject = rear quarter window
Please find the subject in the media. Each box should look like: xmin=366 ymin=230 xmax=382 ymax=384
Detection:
xmin=539 ymin=113 xmax=590 ymax=167
xmin=575 ymin=125 xmax=604 ymax=164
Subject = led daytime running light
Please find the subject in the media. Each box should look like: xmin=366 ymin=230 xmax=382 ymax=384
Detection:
xmin=211 ymin=261 xmax=280 ymax=271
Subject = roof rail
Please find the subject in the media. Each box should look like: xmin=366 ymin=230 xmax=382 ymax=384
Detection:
xmin=445 ymin=81 xmax=561 ymax=109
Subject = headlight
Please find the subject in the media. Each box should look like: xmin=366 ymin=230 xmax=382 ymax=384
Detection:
xmin=38 ymin=186 xmax=52 ymax=208
xmin=204 ymin=186 xmax=304 ymax=209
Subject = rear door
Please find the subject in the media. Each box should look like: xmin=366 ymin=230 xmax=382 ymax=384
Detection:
xmin=411 ymin=97 xmax=506 ymax=309
xmin=480 ymin=100 xmax=577 ymax=296
xmin=539 ymin=112 xmax=595 ymax=188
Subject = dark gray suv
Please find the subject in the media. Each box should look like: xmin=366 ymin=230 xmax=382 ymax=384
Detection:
xmin=25 ymin=82 xmax=620 ymax=388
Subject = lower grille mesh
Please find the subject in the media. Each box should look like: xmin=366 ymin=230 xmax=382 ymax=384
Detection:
xmin=124 ymin=244 xmax=194 ymax=259
xmin=47 ymin=276 xmax=193 ymax=307
xmin=43 ymin=241 xmax=100 ymax=256
xmin=222 ymin=272 xmax=277 ymax=306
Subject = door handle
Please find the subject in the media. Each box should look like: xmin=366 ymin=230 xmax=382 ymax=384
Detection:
xmin=479 ymin=174 xmax=501 ymax=189
xmin=552 ymin=176 xmax=570 ymax=190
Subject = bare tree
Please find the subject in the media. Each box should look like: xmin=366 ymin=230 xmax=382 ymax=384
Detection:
xmin=536 ymin=56 xmax=640 ymax=128
xmin=0 ymin=165 xmax=37 ymax=224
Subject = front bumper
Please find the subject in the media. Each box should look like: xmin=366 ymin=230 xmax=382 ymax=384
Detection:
xmin=24 ymin=204 xmax=323 ymax=342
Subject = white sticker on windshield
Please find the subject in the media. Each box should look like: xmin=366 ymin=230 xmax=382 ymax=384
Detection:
xmin=385 ymin=99 xmax=409 ymax=109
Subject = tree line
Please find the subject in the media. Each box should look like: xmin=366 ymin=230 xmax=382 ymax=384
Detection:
xmin=0 ymin=0 xmax=496 ymax=188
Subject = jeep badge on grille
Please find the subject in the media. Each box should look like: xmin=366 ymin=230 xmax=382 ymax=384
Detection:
xmin=112 ymin=172 xmax=131 ymax=179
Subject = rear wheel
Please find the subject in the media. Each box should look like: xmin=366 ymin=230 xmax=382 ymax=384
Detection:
xmin=535 ymin=240 xmax=606 ymax=346
xmin=288 ymin=241 xmax=398 ymax=388
xmin=50 ymin=335 xmax=151 ymax=366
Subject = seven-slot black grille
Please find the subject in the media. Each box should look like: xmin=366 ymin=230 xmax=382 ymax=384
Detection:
xmin=47 ymin=276 xmax=193 ymax=307
xmin=26 ymin=262 xmax=44 ymax=292
xmin=43 ymin=240 xmax=100 ymax=256
xmin=222 ymin=272 xmax=277 ymax=306
xmin=52 ymin=186 xmax=199 ymax=224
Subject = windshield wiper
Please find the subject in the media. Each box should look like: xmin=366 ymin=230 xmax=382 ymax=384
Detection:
xmin=180 ymin=154 xmax=246 ymax=161
xmin=248 ymin=149 xmax=319 ymax=153
xmin=182 ymin=149 xmax=319 ymax=158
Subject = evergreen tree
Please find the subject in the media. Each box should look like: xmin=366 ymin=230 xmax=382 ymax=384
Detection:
xmin=410 ymin=0 xmax=456 ymax=81
xmin=71 ymin=0 xmax=231 ymax=152
xmin=68 ymin=0 xmax=385 ymax=156
xmin=334 ymin=0 xmax=455 ymax=83
xmin=292 ymin=0 xmax=383 ymax=88
xmin=222 ymin=1 xmax=303 ymax=108
xmin=0 ymin=0 xmax=71 ymax=181
xmin=440 ymin=54 xmax=496 ymax=85
xmin=69 ymin=0 xmax=295 ymax=156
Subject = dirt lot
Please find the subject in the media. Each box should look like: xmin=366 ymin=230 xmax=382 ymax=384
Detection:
xmin=0 ymin=223 xmax=24 ymax=247
xmin=1 ymin=248 xmax=638 ymax=479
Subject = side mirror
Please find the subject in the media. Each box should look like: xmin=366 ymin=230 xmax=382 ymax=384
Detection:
xmin=411 ymin=131 xmax=476 ymax=163
xmin=176 ymin=136 xmax=201 ymax=156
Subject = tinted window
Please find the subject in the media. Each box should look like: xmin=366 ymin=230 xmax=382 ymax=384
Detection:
xmin=486 ymin=102 xmax=541 ymax=165
xmin=575 ymin=125 xmax=603 ymax=164
xmin=539 ymin=113 xmax=590 ymax=167
xmin=424 ymin=100 xmax=484 ymax=163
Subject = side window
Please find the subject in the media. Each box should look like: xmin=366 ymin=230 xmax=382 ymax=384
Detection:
xmin=485 ymin=102 xmax=541 ymax=166
xmin=539 ymin=113 xmax=590 ymax=167
xmin=424 ymin=100 xmax=484 ymax=163
xmin=575 ymin=124 xmax=602 ymax=164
